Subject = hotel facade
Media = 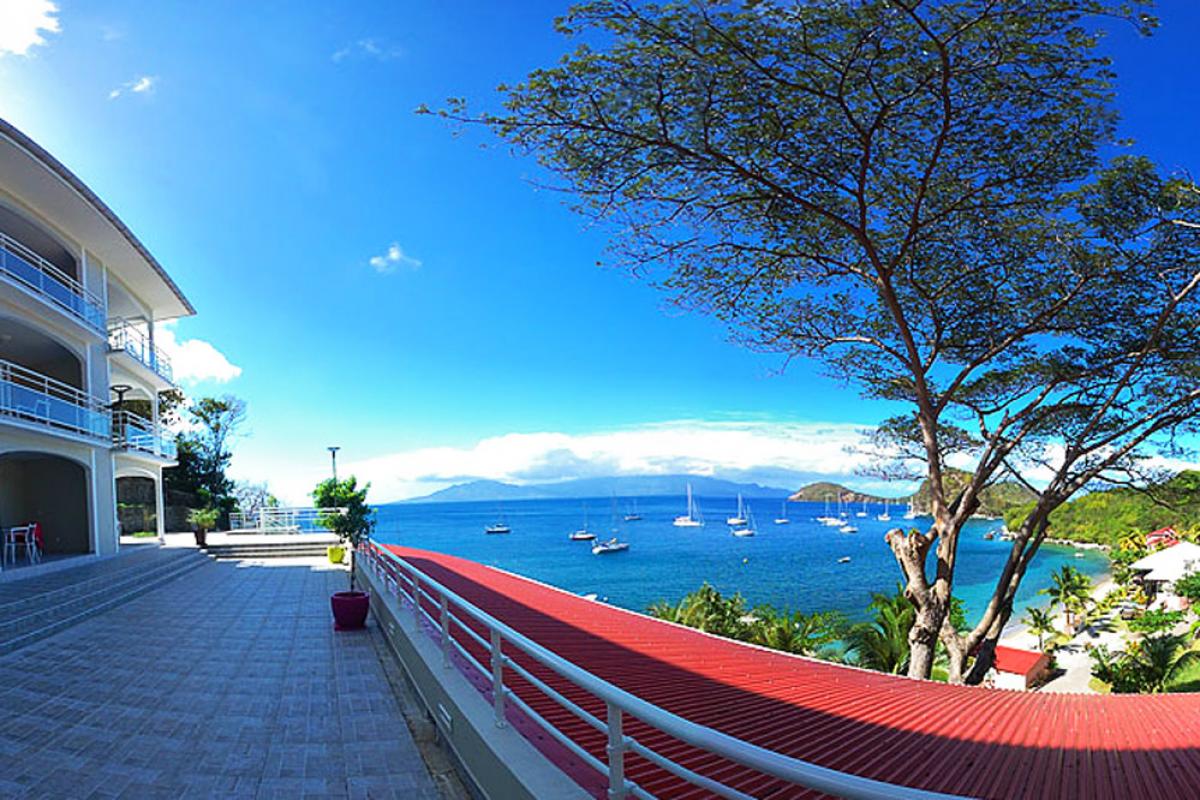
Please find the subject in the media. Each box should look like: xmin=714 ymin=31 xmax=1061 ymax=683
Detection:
xmin=0 ymin=119 xmax=192 ymax=560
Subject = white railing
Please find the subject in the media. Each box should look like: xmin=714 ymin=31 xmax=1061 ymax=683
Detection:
xmin=0 ymin=358 xmax=111 ymax=440
xmin=365 ymin=543 xmax=965 ymax=800
xmin=0 ymin=230 xmax=106 ymax=332
xmin=229 ymin=506 xmax=344 ymax=532
xmin=108 ymin=318 xmax=174 ymax=384
xmin=112 ymin=409 xmax=177 ymax=459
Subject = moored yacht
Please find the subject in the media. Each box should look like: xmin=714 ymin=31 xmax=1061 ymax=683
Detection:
xmin=673 ymin=483 xmax=704 ymax=527
xmin=592 ymin=538 xmax=630 ymax=555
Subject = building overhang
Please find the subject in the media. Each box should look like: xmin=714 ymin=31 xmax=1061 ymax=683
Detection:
xmin=0 ymin=118 xmax=195 ymax=321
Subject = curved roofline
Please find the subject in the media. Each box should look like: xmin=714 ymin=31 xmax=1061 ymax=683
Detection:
xmin=0 ymin=117 xmax=195 ymax=316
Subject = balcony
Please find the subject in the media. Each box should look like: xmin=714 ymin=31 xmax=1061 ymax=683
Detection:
xmin=108 ymin=319 xmax=174 ymax=386
xmin=0 ymin=231 xmax=106 ymax=333
xmin=112 ymin=410 xmax=177 ymax=461
xmin=0 ymin=358 xmax=111 ymax=441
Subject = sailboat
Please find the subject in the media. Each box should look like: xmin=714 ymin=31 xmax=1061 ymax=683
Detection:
xmin=726 ymin=493 xmax=748 ymax=526
xmin=673 ymin=483 xmax=704 ymax=527
xmin=623 ymin=498 xmax=642 ymax=522
xmin=485 ymin=504 xmax=511 ymax=534
xmin=592 ymin=538 xmax=630 ymax=555
xmin=903 ymin=497 xmax=918 ymax=520
xmin=569 ymin=503 xmax=595 ymax=540
xmin=774 ymin=500 xmax=790 ymax=525
xmin=856 ymin=498 xmax=868 ymax=518
xmin=817 ymin=494 xmax=842 ymax=526
xmin=732 ymin=504 xmax=757 ymax=537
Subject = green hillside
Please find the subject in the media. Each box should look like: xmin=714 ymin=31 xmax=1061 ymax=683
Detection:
xmin=911 ymin=468 xmax=1037 ymax=518
xmin=1003 ymin=471 xmax=1200 ymax=546
xmin=788 ymin=482 xmax=899 ymax=503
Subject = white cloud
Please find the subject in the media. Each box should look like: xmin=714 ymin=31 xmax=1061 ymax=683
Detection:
xmin=0 ymin=0 xmax=60 ymax=57
xmin=155 ymin=322 xmax=242 ymax=384
xmin=267 ymin=420 xmax=898 ymax=504
xmin=109 ymin=74 xmax=156 ymax=100
xmin=332 ymin=38 xmax=403 ymax=63
xmin=368 ymin=242 xmax=421 ymax=274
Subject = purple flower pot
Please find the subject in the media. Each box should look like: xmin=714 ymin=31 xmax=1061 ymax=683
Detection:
xmin=331 ymin=590 xmax=370 ymax=630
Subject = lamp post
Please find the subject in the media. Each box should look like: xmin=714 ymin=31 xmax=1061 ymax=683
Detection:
xmin=327 ymin=446 xmax=340 ymax=482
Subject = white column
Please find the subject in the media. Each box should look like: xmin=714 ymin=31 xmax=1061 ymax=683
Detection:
xmin=155 ymin=464 xmax=166 ymax=543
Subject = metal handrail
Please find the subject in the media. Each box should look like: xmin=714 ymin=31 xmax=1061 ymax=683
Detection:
xmin=111 ymin=409 xmax=176 ymax=458
xmin=365 ymin=542 xmax=966 ymax=800
xmin=108 ymin=318 xmax=174 ymax=383
xmin=229 ymin=507 xmax=346 ymax=532
xmin=0 ymin=230 xmax=106 ymax=332
xmin=0 ymin=358 xmax=111 ymax=440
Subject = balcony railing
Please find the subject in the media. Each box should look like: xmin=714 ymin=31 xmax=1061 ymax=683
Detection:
xmin=108 ymin=318 xmax=174 ymax=384
xmin=0 ymin=231 xmax=106 ymax=333
xmin=0 ymin=358 xmax=111 ymax=441
xmin=112 ymin=409 xmax=177 ymax=459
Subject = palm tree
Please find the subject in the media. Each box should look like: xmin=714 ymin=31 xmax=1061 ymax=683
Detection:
xmin=844 ymin=587 xmax=913 ymax=674
xmin=1132 ymin=634 xmax=1200 ymax=693
xmin=1043 ymin=565 xmax=1092 ymax=628
xmin=752 ymin=609 xmax=844 ymax=657
xmin=1024 ymin=607 xmax=1056 ymax=651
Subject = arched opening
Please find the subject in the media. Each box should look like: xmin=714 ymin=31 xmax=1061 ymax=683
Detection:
xmin=116 ymin=474 xmax=157 ymax=536
xmin=0 ymin=452 xmax=91 ymax=556
xmin=0 ymin=314 xmax=84 ymax=388
xmin=0 ymin=202 xmax=79 ymax=280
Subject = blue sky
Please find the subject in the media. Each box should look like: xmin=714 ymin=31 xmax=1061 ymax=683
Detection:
xmin=2 ymin=1 xmax=1198 ymax=502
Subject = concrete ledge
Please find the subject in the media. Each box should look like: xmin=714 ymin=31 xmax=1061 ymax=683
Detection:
xmin=358 ymin=562 xmax=588 ymax=800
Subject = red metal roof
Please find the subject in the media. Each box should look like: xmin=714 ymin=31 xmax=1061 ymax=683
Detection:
xmin=380 ymin=545 xmax=1200 ymax=799
xmin=991 ymin=645 xmax=1048 ymax=677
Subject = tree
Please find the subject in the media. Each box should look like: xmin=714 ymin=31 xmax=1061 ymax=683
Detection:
xmin=1023 ymin=607 xmax=1057 ymax=652
xmin=313 ymin=476 xmax=376 ymax=590
xmin=751 ymin=608 xmax=846 ymax=658
xmin=232 ymin=481 xmax=279 ymax=517
xmin=649 ymin=583 xmax=752 ymax=639
xmin=165 ymin=395 xmax=247 ymax=515
xmin=844 ymin=587 xmax=914 ymax=675
xmin=1092 ymin=634 xmax=1200 ymax=693
xmin=1174 ymin=570 xmax=1200 ymax=607
xmin=446 ymin=1 xmax=1200 ymax=682
xmin=1042 ymin=565 xmax=1092 ymax=628
xmin=1127 ymin=609 xmax=1184 ymax=636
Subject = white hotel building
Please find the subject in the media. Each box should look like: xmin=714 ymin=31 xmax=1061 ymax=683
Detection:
xmin=0 ymin=118 xmax=192 ymax=560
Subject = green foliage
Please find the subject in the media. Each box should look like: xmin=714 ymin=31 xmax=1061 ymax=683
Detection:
xmin=1024 ymin=607 xmax=1057 ymax=652
xmin=1091 ymin=635 xmax=1200 ymax=694
xmin=1127 ymin=609 xmax=1185 ymax=635
xmin=187 ymin=507 xmax=219 ymax=533
xmin=1174 ymin=571 xmax=1200 ymax=605
xmin=1005 ymin=471 xmax=1200 ymax=547
xmin=165 ymin=396 xmax=247 ymax=515
xmin=843 ymin=587 xmax=914 ymax=675
xmin=130 ymin=530 xmax=157 ymax=539
xmin=1041 ymin=564 xmax=1093 ymax=626
xmin=313 ymin=477 xmax=375 ymax=547
xmin=649 ymin=584 xmax=846 ymax=658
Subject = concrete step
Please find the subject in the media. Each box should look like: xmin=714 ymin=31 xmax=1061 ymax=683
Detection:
xmin=0 ymin=549 xmax=210 ymax=655
xmin=206 ymin=542 xmax=335 ymax=559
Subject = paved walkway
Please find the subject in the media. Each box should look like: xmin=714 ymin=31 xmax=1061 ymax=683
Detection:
xmin=0 ymin=556 xmax=445 ymax=799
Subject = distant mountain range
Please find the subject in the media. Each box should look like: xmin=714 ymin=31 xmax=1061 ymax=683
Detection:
xmin=404 ymin=475 xmax=792 ymax=503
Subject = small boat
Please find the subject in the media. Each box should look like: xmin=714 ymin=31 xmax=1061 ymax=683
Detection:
xmin=571 ymin=503 xmax=596 ymax=541
xmin=903 ymin=498 xmax=918 ymax=520
xmin=876 ymin=499 xmax=891 ymax=521
xmin=623 ymin=498 xmax=642 ymax=522
xmin=732 ymin=505 xmax=757 ymax=537
xmin=983 ymin=531 xmax=995 ymax=541
xmin=839 ymin=524 xmax=858 ymax=533
xmin=856 ymin=498 xmax=868 ymax=518
xmin=592 ymin=538 xmax=630 ymax=555
xmin=1075 ymin=552 xmax=1085 ymax=559
xmin=816 ymin=494 xmax=841 ymax=526
xmin=484 ymin=523 xmax=511 ymax=535
xmin=838 ymin=556 xmax=851 ymax=564
xmin=673 ymin=483 xmax=704 ymax=527
xmin=727 ymin=493 xmax=748 ymax=526
xmin=774 ymin=500 xmax=789 ymax=525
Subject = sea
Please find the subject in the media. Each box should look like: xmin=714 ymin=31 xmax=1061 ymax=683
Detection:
xmin=373 ymin=496 xmax=1109 ymax=626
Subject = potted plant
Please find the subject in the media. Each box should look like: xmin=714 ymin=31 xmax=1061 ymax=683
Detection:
xmin=188 ymin=507 xmax=219 ymax=548
xmin=313 ymin=476 xmax=375 ymax=630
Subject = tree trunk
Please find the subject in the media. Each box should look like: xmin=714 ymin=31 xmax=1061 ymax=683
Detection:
xmin=965 ymin=637 xmax=998 ymax=685
xmin=906 ymin=600 xmax=944 ymax=679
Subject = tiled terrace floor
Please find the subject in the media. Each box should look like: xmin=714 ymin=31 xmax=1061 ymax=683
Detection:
xmin=0 ymin=557 xmax=444 ymax=799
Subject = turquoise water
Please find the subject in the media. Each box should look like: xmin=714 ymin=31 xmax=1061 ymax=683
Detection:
xmin=374 ymin=496 xmax=1109 ymax=624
